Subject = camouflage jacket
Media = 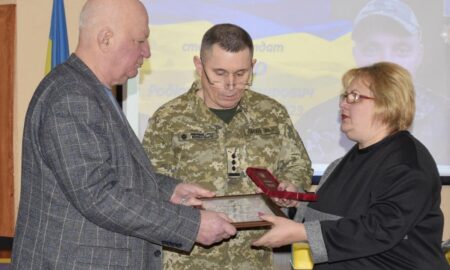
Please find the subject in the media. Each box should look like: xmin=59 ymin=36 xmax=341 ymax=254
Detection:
xmin=142 ymin=82 xmax=312 ymax=270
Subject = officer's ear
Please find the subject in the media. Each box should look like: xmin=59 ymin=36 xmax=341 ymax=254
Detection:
xmin=193 ymin=56 xmax=203 ymax=77
xmin=252 ymin=58 xmax=257 ymax=67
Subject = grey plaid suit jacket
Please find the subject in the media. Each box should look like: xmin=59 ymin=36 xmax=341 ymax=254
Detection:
xmin=12 ymin=55 xmax=200 ymax=270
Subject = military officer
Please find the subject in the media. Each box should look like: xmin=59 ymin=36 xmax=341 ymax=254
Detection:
xmin=142 ymin=23 xmax=313 ymax=270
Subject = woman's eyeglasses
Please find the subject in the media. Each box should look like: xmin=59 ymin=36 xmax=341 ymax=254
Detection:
xmin=340 ymin=91 xmax=375 ymax=104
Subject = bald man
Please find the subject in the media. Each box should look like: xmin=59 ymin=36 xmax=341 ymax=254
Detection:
xmin=11 ymin=0 xmax=235 ymax=269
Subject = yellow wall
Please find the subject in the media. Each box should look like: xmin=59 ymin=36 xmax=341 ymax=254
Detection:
xmin=10 ymin=0 xmax=84 ymax=221
xmin=4 ymin=0 xmax=450 ymax=241
xmin=0 ymin=0 xmax=15 ymax=5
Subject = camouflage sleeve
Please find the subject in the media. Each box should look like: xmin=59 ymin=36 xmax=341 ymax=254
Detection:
xmin=142 ymin=113 xmax=176 ymax=177
xmin=274 ymin=108 xmax=313 ymax=191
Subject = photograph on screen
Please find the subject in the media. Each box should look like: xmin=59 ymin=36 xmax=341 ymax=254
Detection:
xmin=126 ymin=0 xmax=450 ymax=176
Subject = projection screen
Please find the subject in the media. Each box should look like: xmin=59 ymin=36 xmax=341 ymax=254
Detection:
xmin=124 ymin=0 xmax=450 ymax=176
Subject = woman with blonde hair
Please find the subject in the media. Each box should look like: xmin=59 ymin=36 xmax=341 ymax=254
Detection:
xmin=253 ymin=62 xmax=449 ymax=269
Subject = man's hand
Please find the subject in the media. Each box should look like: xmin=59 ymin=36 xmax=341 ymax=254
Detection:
xmin=170 ymin=183 xmax=215 ymax=206
xmin=252 ymin=214 xmax=306 ymax=248
xmin=196 ymin=210 xmax=237 ymax=246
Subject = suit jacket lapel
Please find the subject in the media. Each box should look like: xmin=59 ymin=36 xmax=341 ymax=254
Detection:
xmin=69 ymin=55 xmax=156 ymax=182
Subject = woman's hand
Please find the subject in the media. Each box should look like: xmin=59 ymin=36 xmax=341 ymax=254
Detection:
xmin=252 ymin=214 xmax=307 ymax=248
xmin=272 ymin=181 xmax=300 ymax=208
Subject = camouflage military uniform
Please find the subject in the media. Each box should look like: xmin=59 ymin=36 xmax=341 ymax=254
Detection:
xmin=142 ymin=81 xmax=312 ymax=270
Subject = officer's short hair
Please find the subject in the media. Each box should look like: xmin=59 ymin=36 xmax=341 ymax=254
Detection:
xmin=200 ymin=23 xmax=254 ymax=59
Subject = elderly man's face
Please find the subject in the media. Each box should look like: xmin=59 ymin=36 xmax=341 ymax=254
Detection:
xmin=195 ymin=44 xmax=254 ymax=109
xmin=110 ymin=7 xmax=151 ymax=85
xmin=353 ymin=32 xmax=423 ymax=76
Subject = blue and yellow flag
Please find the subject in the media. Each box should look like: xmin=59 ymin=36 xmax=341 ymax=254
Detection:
xmin=45 ymin=0 xmax=69 ymax=74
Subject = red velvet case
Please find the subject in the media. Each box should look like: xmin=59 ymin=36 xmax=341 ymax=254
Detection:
xmin=246 ymin=167 xmax=318 ymax=202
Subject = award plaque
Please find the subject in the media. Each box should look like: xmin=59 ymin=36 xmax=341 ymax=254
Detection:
xmin=246 ymin=167 xmax=318 ymax=202
xmin=200 ymin=193 xmax=286 ymax=229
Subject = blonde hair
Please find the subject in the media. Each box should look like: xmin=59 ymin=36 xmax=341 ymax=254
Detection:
xmin=342 ymin=62 xmax=415 ymax=132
